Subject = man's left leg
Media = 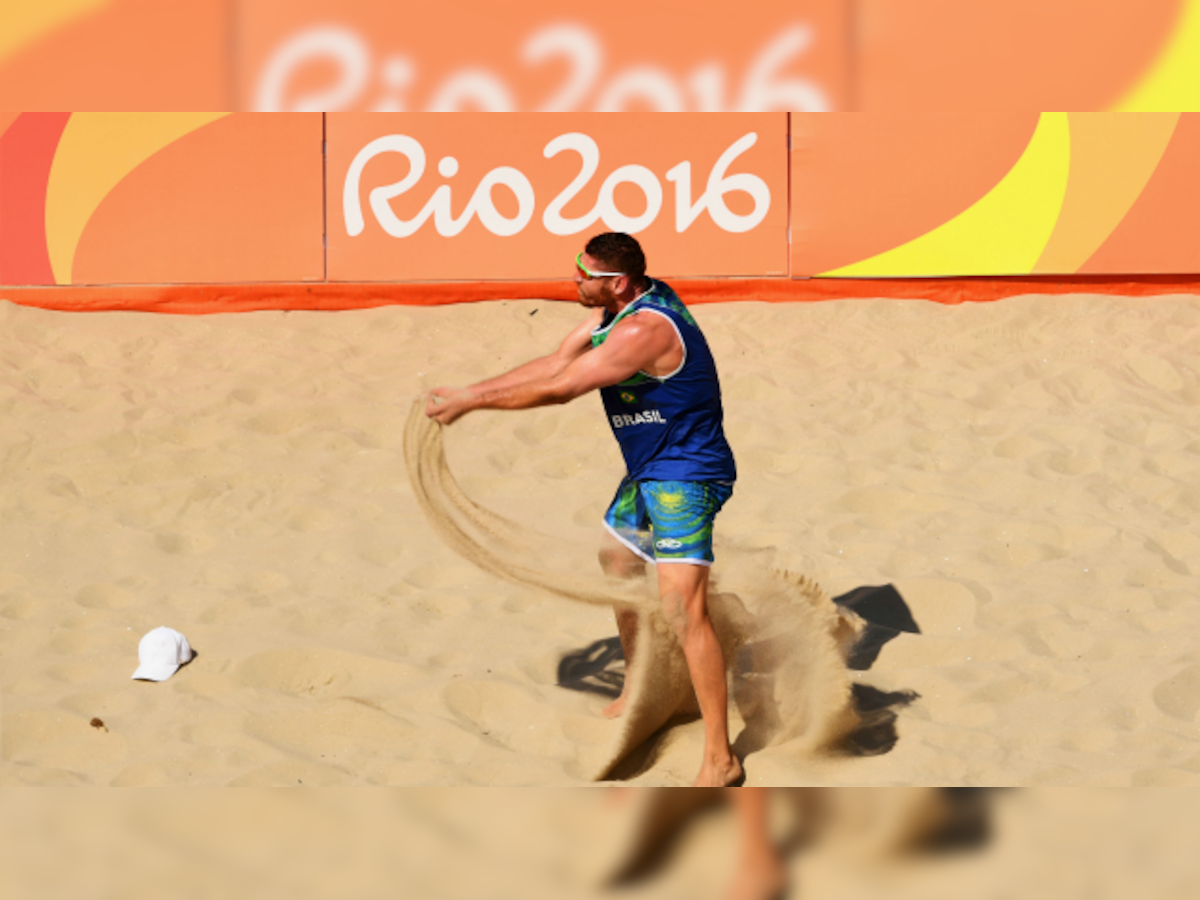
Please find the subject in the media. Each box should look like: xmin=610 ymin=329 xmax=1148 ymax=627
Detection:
xmin=658 ymin=560 xmax=742 ymax=788
xmin=598 ymin=533 xmax=647 ymax=719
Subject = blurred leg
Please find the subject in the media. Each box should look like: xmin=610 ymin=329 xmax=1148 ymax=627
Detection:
xmin=727 ymin=788 xmax=787 ymax=900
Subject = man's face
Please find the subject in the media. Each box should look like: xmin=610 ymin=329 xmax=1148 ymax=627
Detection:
xmin=574 ymin=252 xmax=620 ymax=308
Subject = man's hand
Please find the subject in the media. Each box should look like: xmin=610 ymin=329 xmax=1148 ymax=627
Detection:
xmin=425 ymin=387 xmax=476 ymax=425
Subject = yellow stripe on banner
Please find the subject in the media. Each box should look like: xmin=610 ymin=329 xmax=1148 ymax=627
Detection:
xmin=1033 ymin=113 xmax=1181 ymax=274
xmin=1113 ymin=0 xmax=1200 ymax=112
xmin=45 ymin=112 xmax=230 ymax=285
xmin=821 ymin=113 xmax=1072 ymax=278
xmin=0 ymin=0 xmax=110 ymax=63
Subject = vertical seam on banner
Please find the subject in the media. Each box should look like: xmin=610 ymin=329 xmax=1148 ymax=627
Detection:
xmin=322 ymin=113 xmax=329 ymax=283
xmin=787 ymin=112 xmax=794 ymax=278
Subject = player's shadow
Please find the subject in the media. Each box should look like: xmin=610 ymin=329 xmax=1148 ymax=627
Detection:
xmin=554 ymin=584 xmax=922 ymax=757
xmin=833 ymin=584 xmax=921 ymax=756
xmin=835 ymin=584 xmax=921 ymax=671
xmin=557 ymin=636 xmax=624 ymax=699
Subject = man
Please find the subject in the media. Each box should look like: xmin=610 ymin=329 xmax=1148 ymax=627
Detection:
xmin=425 ymin=232 xmax=741 ymax=788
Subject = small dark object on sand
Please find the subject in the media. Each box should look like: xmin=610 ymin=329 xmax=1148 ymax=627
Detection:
xmin=90 ymin=718 xmax=107 ymax=732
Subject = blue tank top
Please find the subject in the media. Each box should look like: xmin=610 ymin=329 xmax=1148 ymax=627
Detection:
xmin=591 ymin=279 xmax=737 ymax=483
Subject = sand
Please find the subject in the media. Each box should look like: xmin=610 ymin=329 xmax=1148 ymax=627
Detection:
xmin=3 ymin=292 xmax=1200 ymax=786
xmin=1 ymin=788 xmax=1197 ymax=898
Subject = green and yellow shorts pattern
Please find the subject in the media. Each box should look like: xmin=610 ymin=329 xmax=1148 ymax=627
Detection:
xmin=603 ymin=479 xmax=734 ymax=565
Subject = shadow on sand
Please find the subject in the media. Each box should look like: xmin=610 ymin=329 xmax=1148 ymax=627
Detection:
xmin=554 ymin=584 xmax=924 ymax=764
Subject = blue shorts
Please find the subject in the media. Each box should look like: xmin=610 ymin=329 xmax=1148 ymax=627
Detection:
xmin=603 ymin=479 xmax=734 ymax=565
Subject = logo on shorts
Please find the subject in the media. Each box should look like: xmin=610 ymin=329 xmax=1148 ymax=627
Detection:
xmin=620 ymin=391 xmax=637 ymax=405
xmin=655 ymin=538 xmax=684 ymax=550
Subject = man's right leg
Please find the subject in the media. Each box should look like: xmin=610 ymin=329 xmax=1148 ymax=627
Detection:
xmin=598 ymin=533 xmax=647 ymax=719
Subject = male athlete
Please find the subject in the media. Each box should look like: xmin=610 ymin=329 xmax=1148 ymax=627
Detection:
xmin=425 ymin=233 xmax=741 ymax=788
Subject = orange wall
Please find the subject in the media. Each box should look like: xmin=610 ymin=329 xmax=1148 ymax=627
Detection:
xmin=7 ymin=1 xmax=1195 ymax=113
xmin=238 ymin=0 xmax=847 ymax=113
xmin=9 ymin=112 xmax=1200 ymax=295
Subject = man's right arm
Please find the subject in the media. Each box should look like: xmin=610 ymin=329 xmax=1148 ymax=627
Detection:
xmin=465 ymin=310 xmax=601 ymax=395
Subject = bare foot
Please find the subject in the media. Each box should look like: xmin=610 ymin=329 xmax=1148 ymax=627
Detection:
xmin=601 ymin=692 xmax=629 ymax=719
xmin=725 ymin=852 xmax=788 ymax=900
xmin=693 ymin=755 xmax=744 ymax=787
xmin=601 ymin=697 xmax=626 ymax=718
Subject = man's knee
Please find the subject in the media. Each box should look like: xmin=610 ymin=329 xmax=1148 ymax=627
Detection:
xmin=658 ymin=567 xmax=711 ymax=636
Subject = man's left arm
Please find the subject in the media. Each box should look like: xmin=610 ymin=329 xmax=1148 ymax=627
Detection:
xmin=427 ymin=317 xmax=673 ymax=425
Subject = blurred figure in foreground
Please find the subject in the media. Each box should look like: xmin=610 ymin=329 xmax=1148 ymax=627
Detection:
xmin=603 ymin=787 xmax=996 ymax=899
xmin=729 ymin=788 xmax=788 ymax=900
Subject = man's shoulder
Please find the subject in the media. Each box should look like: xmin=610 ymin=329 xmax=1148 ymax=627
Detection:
xmin=644 ymin=280 xmax=697 ymax=327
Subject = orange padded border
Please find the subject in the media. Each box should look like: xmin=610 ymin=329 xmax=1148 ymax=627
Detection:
xmin=5 ymin=275 xmax=1200 ymax=315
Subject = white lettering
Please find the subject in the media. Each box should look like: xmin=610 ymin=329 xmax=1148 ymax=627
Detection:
xmin=347 ymin=132 xmax=769 ymax=239
xmin=256 ymin=23 xmax=830 ymax=114
xmin=257 ymin=27 xmax=370 ymax=112
xmin=542 ymin=136 xmax=661 ymax=235
xmin=523 ymin=25 xmax=602 ymax=112
xmin=344 ymin=135 xmax=426 ymax=237
xmin=597 ymin=164 xmax=662 ymax=233
xmin=736 ymin=26 xmax=829 ymax=113
xmin=344 ymin=136 xmax=534 ymax=238
xmin=666 ymin=132 xmax=771 ymax=233
xmin=595 ymin=66 xmax=686 ymax=111
xmin=610 ymin=410 xmax=667 ymax=429
xmin=542 ymin=133 xmax=602 ymax=236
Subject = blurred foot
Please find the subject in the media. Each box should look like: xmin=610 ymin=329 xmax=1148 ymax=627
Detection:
xmin=725 ymin=852 xmax=788 ymax=900
xmin=693 ymin=755 xmax=743 ymax=787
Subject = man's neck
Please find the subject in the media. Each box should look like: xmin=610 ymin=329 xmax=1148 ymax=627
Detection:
xmin=611 ymin=277 xmax=651 ymax=314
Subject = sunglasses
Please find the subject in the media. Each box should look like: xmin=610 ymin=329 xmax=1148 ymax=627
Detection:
xmin=575 ymin=253 xmax=625 ymax=279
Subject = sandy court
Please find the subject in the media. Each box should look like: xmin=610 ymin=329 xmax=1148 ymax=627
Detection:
xmin=1 ymin=788 xmax=1197 ymax=899
xmin=3 ymin=292 xmax=1200 ymax=786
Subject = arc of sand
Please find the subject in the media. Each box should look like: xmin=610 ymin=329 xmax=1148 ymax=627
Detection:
xmin=404 ymin=401 xmax=861 ymax=780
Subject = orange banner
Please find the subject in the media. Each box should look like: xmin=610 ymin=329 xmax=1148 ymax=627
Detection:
xmin=11 ymin=112 xmax=1200 ymax=295
xmin=237 ymin=0 xmax=847 ymax=113
xmin=327 ymin=113 xmax=789 ymax=282
xmin=791 ymin=112 xmax=1200 ymax=277
xmin=6 ymin=1 xmax=1200 ymax=112
xmin=857 ymin=0 xmax=1188 ymax=111
xmin=0 ymin=113 xmax=324 ymax=286
xmin=0 ymin=0 xmax=230 ymax=110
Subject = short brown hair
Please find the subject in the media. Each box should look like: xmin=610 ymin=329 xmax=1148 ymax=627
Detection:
xmin=585 ymin=233 xmax=646 ymax=280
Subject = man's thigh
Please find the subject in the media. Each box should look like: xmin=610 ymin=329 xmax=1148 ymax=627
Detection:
xmin=603 ymin=479 xmax=656 ymax=564
xmin=640 ymin=481 xmax=733 ymax=565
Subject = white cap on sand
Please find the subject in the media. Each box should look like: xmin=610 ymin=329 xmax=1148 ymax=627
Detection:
xmin=132 ymin=627 xmax=193 ymax=681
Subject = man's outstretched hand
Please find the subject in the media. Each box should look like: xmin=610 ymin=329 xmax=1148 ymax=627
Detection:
xmin=425 ymin=387 xmax=476 ymax=425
